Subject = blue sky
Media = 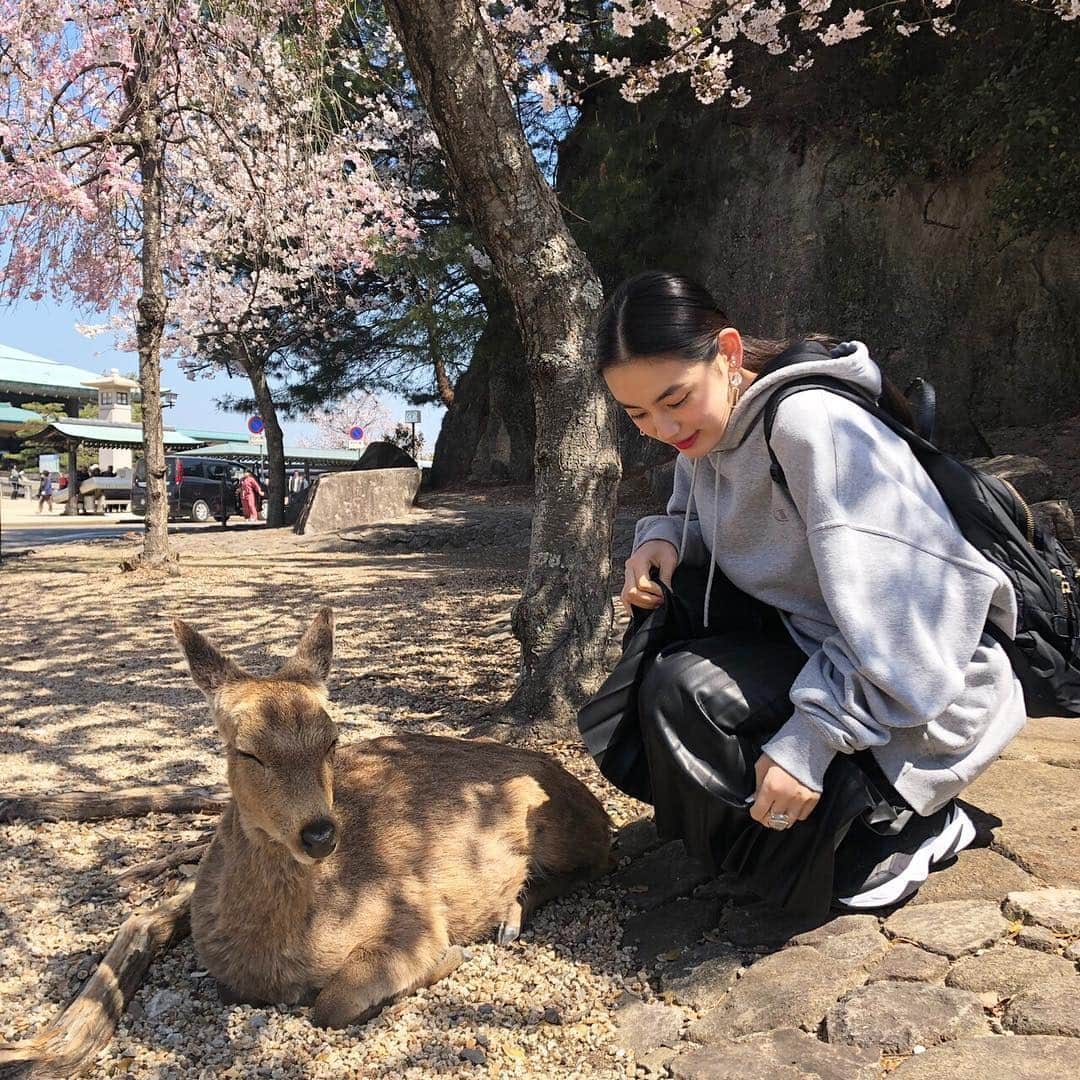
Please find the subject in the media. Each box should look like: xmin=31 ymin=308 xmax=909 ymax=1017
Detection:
xmin=1 ymin=299 xmax=447 ymax=451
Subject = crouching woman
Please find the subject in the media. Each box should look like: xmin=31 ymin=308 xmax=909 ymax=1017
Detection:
xmin=592 ymin=271 xmax=1026 ymax=913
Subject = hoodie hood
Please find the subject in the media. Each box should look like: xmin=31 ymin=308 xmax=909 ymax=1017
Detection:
xmin=716 ymin=340 xmax=882 ymax=453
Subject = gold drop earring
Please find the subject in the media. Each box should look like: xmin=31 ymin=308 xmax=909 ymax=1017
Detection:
xmin=728 ymin=354 xmax=744 ymax=408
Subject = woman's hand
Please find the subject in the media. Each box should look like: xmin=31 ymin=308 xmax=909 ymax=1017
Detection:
xmin=749 ymin=753 xmax=820 ymax=829
xmin=621 ymin=540 xmax=679 ymax=612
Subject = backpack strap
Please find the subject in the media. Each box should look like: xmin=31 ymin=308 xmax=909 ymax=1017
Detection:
xmin=761 ymin=375 xmax=938 ymax=489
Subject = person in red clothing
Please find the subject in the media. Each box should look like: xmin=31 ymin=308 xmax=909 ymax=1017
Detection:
xmin=238 ymin=468 xmax=263 ymax=522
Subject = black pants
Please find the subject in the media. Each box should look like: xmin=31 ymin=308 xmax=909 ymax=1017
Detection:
xmin=638 ymin=632 xmax=911 ymax=917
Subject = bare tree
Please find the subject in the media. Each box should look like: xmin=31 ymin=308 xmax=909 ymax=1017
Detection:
xmin=383 ymin=0 xmax=621 ymax=734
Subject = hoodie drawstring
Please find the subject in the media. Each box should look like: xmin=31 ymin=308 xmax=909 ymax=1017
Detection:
xmin=675 ymin=456 xmax=720 ymax=631
xmin=703 ymin=464 xmax=721 ymax=629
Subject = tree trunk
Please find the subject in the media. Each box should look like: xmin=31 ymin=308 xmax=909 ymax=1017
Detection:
xmin=131 ymin=29 xmax=170 ymax=566
xmin=420 ymin=283 xmax=456 ymax=407
xmin=243 ymin=361 xmax=286 ymax=527
xmin=0 ymin=785 xmax=228 ymax=824
xmin=64 ymin=441 xmax=79 ymax=517
xmin=430 ymin=284 xmax=534 ymax=487
xmin=384 ymin=0 xmax=620 ymax=735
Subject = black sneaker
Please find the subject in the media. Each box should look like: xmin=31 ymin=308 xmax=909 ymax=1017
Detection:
xmin=833 ymin=802 xmax=976 ymax=910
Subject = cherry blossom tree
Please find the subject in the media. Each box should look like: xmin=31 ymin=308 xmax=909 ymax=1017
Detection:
xmin=165 ymin=25 xmax=429 ymax=525
xmin=0 ymin=0 xmax=188 ymax=554
xmin=0 ymin=1 xmax=418 ymax=543
xmin=481 ymin=1 xmax=1079 ymax=112
xmin=5 ymin=0 xmax=1073 ymax=710
xmin=300 ymin=390 xmax=396 ymax=449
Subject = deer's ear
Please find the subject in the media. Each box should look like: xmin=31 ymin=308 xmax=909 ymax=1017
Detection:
xmin=278 ymin=607 xmax=334 ymax=689
xmin=174 ymin=620 xmax=248 ymax=697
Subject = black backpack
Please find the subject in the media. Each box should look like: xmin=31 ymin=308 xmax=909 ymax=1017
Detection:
xmin=760 ymin=369 xmax=1080 ymax=719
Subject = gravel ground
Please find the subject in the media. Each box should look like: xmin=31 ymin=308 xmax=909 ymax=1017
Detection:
xmin=0 ymin=492 xmax=651 ymax=1079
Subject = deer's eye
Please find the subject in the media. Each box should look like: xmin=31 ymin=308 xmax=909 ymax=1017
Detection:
xmin=236 ymin=750 xmax=265 ymax=767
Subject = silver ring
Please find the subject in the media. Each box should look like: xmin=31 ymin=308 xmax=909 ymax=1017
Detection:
xmin=767 ymin=812 xmax=792 ymax=830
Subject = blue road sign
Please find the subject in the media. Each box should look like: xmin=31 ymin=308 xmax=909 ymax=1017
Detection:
xmin=349 ymin=425 xmax=365 ymax=441
xmin=247 ymin=415 xmax=265 ymax=435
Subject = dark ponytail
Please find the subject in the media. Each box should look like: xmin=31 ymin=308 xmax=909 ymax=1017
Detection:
xmin=596 ymin=270 xmax=913 ymax=428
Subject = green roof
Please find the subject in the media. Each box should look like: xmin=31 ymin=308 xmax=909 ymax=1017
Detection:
xmin=0 ymin=344 xmax=102 ymax=400
xmin=0 ymin=401 xmax=42 ymax=425
xmin=176 ymin=442 xmax=366 ymax=466
xmin=174 ymin=427 xmax=249 ymax=444
xmin=34 ymin=418 xmax=201 ymax=449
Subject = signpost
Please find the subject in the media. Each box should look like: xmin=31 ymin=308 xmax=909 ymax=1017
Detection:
xmin=348 ymin=424 xmax=365 ymax=453
xmin=403 ymin=409 xmax=421 ymax=460
xmin=247 ymin=416 xmax=265 ymax=476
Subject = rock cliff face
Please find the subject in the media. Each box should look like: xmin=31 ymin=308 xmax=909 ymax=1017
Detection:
xmin=429 ymin=286 xmax=535 ymax=486
xmin=432 ymin=5 xmax=1080 ymax=483
xmin=665 ymin=133 xmax=1078 ymax=452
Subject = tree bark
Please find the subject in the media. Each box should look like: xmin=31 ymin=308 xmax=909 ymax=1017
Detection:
xmin=64 ymin=441 xmax=79 ymax=517
xmin=242 ymin=360 xmax=286 ymax=527
xmin=131 ymin=26 xmax=171 ymax=566
xmin=420 ymin=282 xmax=456 ymax=407
xmin=0 ymin=882 xmax=194 ymax=1080
xmin=383 ymin=0 xmax=620 ymax=734
xmin=0 ymin=785 xmax=228 ymax=824
xmin=113 ymin=841 xmax=210 ymax=884
xmin=430 ymin=290 xmax=534 ymax=487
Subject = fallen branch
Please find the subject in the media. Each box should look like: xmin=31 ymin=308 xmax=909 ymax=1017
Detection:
xmin=0 ymin=786 xmax=229 ymax=824
xmin=113 ymin=841 xmax=210 ymax=884
xmin=0 ymin=880 xmax=195 ymax=1080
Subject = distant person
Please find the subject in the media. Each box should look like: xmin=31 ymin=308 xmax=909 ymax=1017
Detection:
xmin=9 ymin=465 xmax=23 ymax=499
xmin=37 ymin=471 xmax=55 ymax=513
xmin=238 ymin=468 xmax=264 ymax=522
xmin=288 ymin=469 xmax=306 ymax=495
xmin=74 ymin=467 xmax=91 ymax=514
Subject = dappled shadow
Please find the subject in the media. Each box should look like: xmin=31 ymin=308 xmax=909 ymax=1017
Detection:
xmin=1 ymin=456 xmax=1035 ymax=1074
xmin=0 ymin=517 xmax=531 ymax=797
xmin=3 ymin=496 xmax=635 ymax=1068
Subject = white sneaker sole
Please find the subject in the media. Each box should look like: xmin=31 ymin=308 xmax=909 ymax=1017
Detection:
xmin=837 ymin=804 xmax=977 ymax=910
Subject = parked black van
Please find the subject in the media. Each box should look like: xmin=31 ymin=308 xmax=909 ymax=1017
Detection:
xmin=131 ymin=455 xmax=244 ymax=522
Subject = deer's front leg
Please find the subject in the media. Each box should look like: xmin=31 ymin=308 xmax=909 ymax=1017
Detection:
xmin=311 ymin=920 xmax=463 ymax=1029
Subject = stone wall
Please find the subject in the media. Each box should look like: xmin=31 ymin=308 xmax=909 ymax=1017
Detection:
xmin=555 ymin=6 xmax=1080 ymax=461
xmin=293 ymin=467 xmax=420 ymax=536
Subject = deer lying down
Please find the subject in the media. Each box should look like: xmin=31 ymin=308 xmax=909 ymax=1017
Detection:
xmin=174 ymin=608 xmax=612 ymax=1028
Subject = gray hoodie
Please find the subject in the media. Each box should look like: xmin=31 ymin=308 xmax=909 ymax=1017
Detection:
xmin=632 ymin=342 xmax=1026 ymax=815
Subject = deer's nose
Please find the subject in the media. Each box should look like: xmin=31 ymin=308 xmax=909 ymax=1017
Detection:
xmin=300 ymin=818 xmax=337 ymax=859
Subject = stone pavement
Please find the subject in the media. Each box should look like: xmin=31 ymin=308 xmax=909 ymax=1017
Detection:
xmin=607 ymin=717 xmax=1080 ymax=1078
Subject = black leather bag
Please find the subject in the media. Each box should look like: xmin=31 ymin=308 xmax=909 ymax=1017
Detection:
xmin=578 ymin=563 xmax=893 ymax=914
xmin=577 ymin=562 xmax=782 ymax=802
xmin=640 ymin=632 xmax=807 ymax=810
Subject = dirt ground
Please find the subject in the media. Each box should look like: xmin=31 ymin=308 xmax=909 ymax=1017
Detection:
xmin=3 ymin=412 xmax=1079 ymax=1078
xmin=0 ymin=490 xmax=647 ymax=1079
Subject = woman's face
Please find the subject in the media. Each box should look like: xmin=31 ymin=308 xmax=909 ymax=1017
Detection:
xmin=603 ymin=354 xmax=734 ymax=459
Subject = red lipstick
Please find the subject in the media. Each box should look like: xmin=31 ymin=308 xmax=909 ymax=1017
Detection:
xmin=675 ymin=432 xmax=699 ymax=451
